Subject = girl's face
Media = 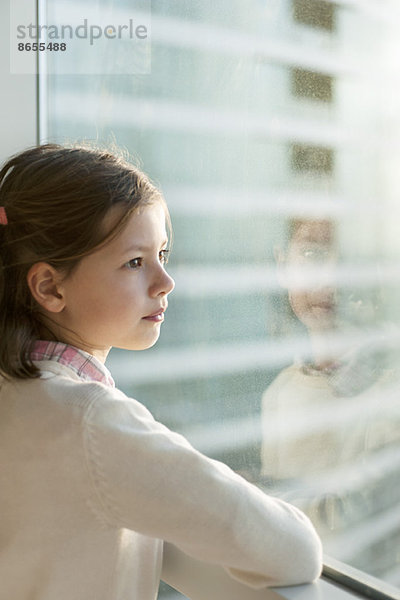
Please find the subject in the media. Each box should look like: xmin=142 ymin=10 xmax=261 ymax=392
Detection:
xmin=57 ymin=202 xmax=175 ymax=362
xmin=285 ymin=220 xmax=337 ymax=332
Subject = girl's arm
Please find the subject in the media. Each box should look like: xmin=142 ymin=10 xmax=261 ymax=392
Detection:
xmin=83 ymin=386 xmax=322 ymax=589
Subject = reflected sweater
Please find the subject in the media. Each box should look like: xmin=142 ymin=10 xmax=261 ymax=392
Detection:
xmin=0 ymin=343 xmax=322 ymax=600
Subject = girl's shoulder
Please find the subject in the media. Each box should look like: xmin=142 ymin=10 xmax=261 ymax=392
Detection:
xmin=1 ymin=359 xmax=146 ymax=424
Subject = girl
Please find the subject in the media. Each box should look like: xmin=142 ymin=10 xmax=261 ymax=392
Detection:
xmin=0 ymin=144 xmax=322 ymax=600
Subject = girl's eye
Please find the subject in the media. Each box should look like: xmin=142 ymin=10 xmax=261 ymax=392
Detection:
xmin=124 ymin=249 xmax=169 ymax=270
xmin=159 ymin=249 xmax=170 ymax=264
xmin=125 ymin=257 xmax=142 ymax=269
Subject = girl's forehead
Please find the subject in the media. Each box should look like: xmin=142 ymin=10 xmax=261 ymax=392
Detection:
xmin=104 ymin=203 xmax=168 ymax=251
xmin=291 ymin=220 xmax=334 ymax=246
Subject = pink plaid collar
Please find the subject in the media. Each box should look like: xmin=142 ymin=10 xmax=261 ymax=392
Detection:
xmin=31 ymin=341 xmax=115 ymax=388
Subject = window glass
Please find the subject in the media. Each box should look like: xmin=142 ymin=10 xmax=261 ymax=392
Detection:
xmin=42 ymin=0 xmax=400 ymax=594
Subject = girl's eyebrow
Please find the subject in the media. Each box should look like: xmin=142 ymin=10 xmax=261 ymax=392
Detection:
xmin=124 ymin=239 xmax=169 ymax=254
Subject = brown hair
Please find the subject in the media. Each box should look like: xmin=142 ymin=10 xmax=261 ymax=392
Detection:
xmin=0 ymin=143 xmax=167 ymax=379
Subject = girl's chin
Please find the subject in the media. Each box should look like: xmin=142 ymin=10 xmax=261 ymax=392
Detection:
xmin=117 ymin=335 xmax=161 ymax=352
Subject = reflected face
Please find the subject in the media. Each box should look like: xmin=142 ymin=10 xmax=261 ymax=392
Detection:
xmin=285 ymin=220 xmax=337 ymax=331
xmin=57 ymin=202 xmax=175 ymax=360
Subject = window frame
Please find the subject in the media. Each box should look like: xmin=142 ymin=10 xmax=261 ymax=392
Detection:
xmin=0 ymin=0 xmax=38 ymax=164
xmin=323 ymin=557 xmax=400 ymax=600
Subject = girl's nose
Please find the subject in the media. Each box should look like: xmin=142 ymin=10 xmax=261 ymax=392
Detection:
xmin=150 ymin=267 xmax=175 ymax=297
xmin=163 ymin=271 xmax=175 ymax=296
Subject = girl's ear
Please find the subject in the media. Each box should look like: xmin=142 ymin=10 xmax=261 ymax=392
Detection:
xmin=27 ymin=262 xmax=65 ymax=313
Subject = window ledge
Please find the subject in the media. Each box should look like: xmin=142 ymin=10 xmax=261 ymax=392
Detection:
xmin=162 ymin=549 xmax=400 ymax=600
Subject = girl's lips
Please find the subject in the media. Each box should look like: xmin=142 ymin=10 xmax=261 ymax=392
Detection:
xmin=142 ymin=308 xmax=166 ymax=322
xmin=312 ymin=301 xmax=335 ymax=311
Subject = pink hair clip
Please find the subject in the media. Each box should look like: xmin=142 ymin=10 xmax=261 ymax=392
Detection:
xmin=0 ymin=206 xmax=8 ymax=226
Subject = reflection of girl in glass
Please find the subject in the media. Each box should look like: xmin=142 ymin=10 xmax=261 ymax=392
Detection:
xmin=261 ymin=218 xmax=400 ymax=560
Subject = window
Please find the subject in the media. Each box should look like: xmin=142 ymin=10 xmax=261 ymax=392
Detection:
xmin=292 ymin=0 xmax=336 ymax=31
xmin=6 ymin=0 xmax=400 ymax=598
xmin=291 ymin=143 xmax=334 ymax=174
xmin=291 ymin=68 xmax=334 ymax=103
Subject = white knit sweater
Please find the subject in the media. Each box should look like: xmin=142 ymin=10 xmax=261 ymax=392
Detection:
xmin=0 ymin=360 xmax=322 ymax=599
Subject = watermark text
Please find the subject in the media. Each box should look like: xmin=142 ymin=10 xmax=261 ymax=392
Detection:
xmin=17 ymin=19 xmax=148 ymax=46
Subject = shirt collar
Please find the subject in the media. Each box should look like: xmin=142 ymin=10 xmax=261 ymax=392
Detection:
xmin=31 ymin=340 xmax=115 ymax=388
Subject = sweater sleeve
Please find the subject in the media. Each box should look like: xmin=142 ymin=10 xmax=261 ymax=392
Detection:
xmin=82 ymin=386 xmax=322 ymax=588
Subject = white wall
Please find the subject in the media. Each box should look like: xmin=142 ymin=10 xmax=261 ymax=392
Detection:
xmin=0 ymin=0 xmax=37 ymax=164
